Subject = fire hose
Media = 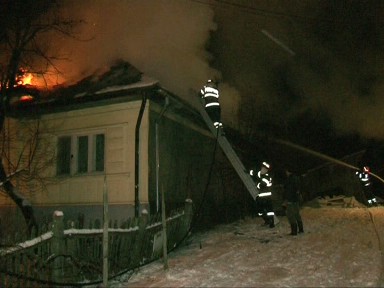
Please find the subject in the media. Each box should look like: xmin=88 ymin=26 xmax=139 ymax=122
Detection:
xmin=273 ymin=138 xmax=384 ymax=184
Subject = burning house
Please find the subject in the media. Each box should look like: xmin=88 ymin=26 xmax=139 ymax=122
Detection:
xmin=0 ymin=61 xmax=252 ymax=229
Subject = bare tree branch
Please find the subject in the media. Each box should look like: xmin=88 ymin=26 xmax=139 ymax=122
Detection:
xmin=0 ymin=0 xmax=84 ymax=233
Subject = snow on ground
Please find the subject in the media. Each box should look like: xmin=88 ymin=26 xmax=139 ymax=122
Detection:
xmin=108 ymin=203 xmax=384 ymax=287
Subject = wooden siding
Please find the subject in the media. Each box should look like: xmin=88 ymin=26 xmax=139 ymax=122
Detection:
xmin=1 ymin=99 xmax=150 ymax=222
xmin=41 ymin=101 xmax=148 ymax=206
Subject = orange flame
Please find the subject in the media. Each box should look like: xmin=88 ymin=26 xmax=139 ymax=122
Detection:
xmin=15 ymin=67 xmax=68 ymax=90
xmin=15 ymin=68 xmax=33 ymax=86
xmin=20 ymin=73 xmax=33 ymax=85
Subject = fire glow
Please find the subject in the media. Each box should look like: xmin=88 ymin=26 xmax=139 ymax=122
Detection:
xmin=17 ymin=73 xmax=33 ymax=86
xmin=19 ymin=95 xmax=34 ymax=102
xmin=15 ymin=70 xmax=62 ymax=90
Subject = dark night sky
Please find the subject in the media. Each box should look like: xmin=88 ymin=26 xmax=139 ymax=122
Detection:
xmin=43 ymin=0 xmax=384 ymax=171
xmin=209 ymin=1 xmax=384 ymax=151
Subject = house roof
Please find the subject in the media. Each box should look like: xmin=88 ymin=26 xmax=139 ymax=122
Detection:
xmin=7 ymin=61 xmax=201 ymax=121
xmin=7 ymin=60 xmax=208 ymax=136
xmin=8 ymin=61 xmax=154 ymax=115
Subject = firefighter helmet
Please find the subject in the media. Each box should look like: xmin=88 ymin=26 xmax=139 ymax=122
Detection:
xmin=206 ymin=79 xmax=217 ymax=88
xmin=262 ymin=162 xmax=270 ymax=169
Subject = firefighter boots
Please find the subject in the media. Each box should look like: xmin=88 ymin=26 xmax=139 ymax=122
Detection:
xmin=290 ymin=223 xmax=298 ymax=235
xmin=269 ymin=216 xmax=275 ymax=228
xmin=298 ymin=221 xmax=304 ymax=233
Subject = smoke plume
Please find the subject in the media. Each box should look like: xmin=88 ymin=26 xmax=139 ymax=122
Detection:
xmin=49 ymin=0 xmax=239 ymax=127
xmin=45 ymin=1 xmax=384 ymax=142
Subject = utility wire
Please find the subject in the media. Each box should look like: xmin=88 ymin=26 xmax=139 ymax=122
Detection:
xmin=190 ymin=0 xmax=327 ymax=23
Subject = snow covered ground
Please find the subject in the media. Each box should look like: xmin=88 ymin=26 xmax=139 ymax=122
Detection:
xmin=107 ymin=199 xmax=384 ymax=287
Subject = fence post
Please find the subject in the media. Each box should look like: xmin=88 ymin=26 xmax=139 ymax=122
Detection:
xmin=185 ymin=199 xmax=193 ymax=225
xmin=182 ymin=199 xmax=193 ymax=239
xmin=132 ymin=209 xmax=148 ymax=267
xmin=51 ymin=210 xmax=65 ymax=283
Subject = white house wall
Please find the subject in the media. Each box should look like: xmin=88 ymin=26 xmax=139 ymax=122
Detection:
xmin=3 ymin=99 xmax=150 ymax=222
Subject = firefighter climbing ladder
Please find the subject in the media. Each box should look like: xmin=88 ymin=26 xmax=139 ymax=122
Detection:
xmin=197 ymin=99 xmax=259 ymax=200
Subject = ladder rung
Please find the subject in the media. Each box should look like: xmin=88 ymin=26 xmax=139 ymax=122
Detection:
xmin=197 ymin=99 xmax=259 ymax=199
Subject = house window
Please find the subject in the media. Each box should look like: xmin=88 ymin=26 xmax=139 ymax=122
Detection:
xmin=56 ymin=133 xmax=105 ymax=176
xmin=57 ymin=136 xmax=71 ymax=175
xmin=77 ymin=136 xmax=88 ymax=173
xmin=95 ymin=134 xmax=105 ymax=172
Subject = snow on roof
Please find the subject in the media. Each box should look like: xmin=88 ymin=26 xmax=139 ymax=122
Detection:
xmin=71 ymin=75 xmax=158 ymax=99
xmin=93 ymin=75 xmax=158 ymax=96
xmin=73 ymin=92 xmax=87 ymax=99
xmin=43 ymin=60 xmax=154 ymax=102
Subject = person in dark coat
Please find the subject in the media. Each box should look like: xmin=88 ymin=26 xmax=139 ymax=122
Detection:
xmin=283 ymin=170 xmax=304 ymax=235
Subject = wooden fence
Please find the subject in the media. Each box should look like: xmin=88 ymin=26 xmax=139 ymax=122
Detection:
xmin=0 ymin=199 xmax=193 ymax=287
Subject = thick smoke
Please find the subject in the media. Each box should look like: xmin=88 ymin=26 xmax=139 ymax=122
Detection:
xmin=211 ymin=0 xmax=384 ymax=141
xmin=50 ymin=0 xmax=239 ymax=127
xmin=46 ymin=1 xmax=384 ymax=141
xmin=288 ymin=0 xmax=384 ymax=140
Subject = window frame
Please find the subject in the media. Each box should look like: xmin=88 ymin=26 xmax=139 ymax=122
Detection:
xmin=56 ymin=131 xmax=106 ymax=176
xmin=56 ymin=136 xmax=71 ymax=176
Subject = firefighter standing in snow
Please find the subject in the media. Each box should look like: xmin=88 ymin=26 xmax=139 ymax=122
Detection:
xmin=200 ymin=80 xmax=223 ymax=129
xmin=356 ymin=166 xmax=378 ymax=206
xmin=250 ymin=162 xmax=278 ymax=228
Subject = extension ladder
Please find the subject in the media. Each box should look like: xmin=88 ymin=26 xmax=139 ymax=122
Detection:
xmin=197 ymin=99 xmax=259 ymax=200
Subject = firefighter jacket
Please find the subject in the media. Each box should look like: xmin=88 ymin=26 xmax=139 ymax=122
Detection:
xmin=356 ymin=169 xmax=377 ymax=205
xmin=200 ymin=82 xmax=220 ymax=109
xmin=256 ymin=170 xmax=272 ymax=197
xmin=356 ymin=170 xmax=371 ymax=187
